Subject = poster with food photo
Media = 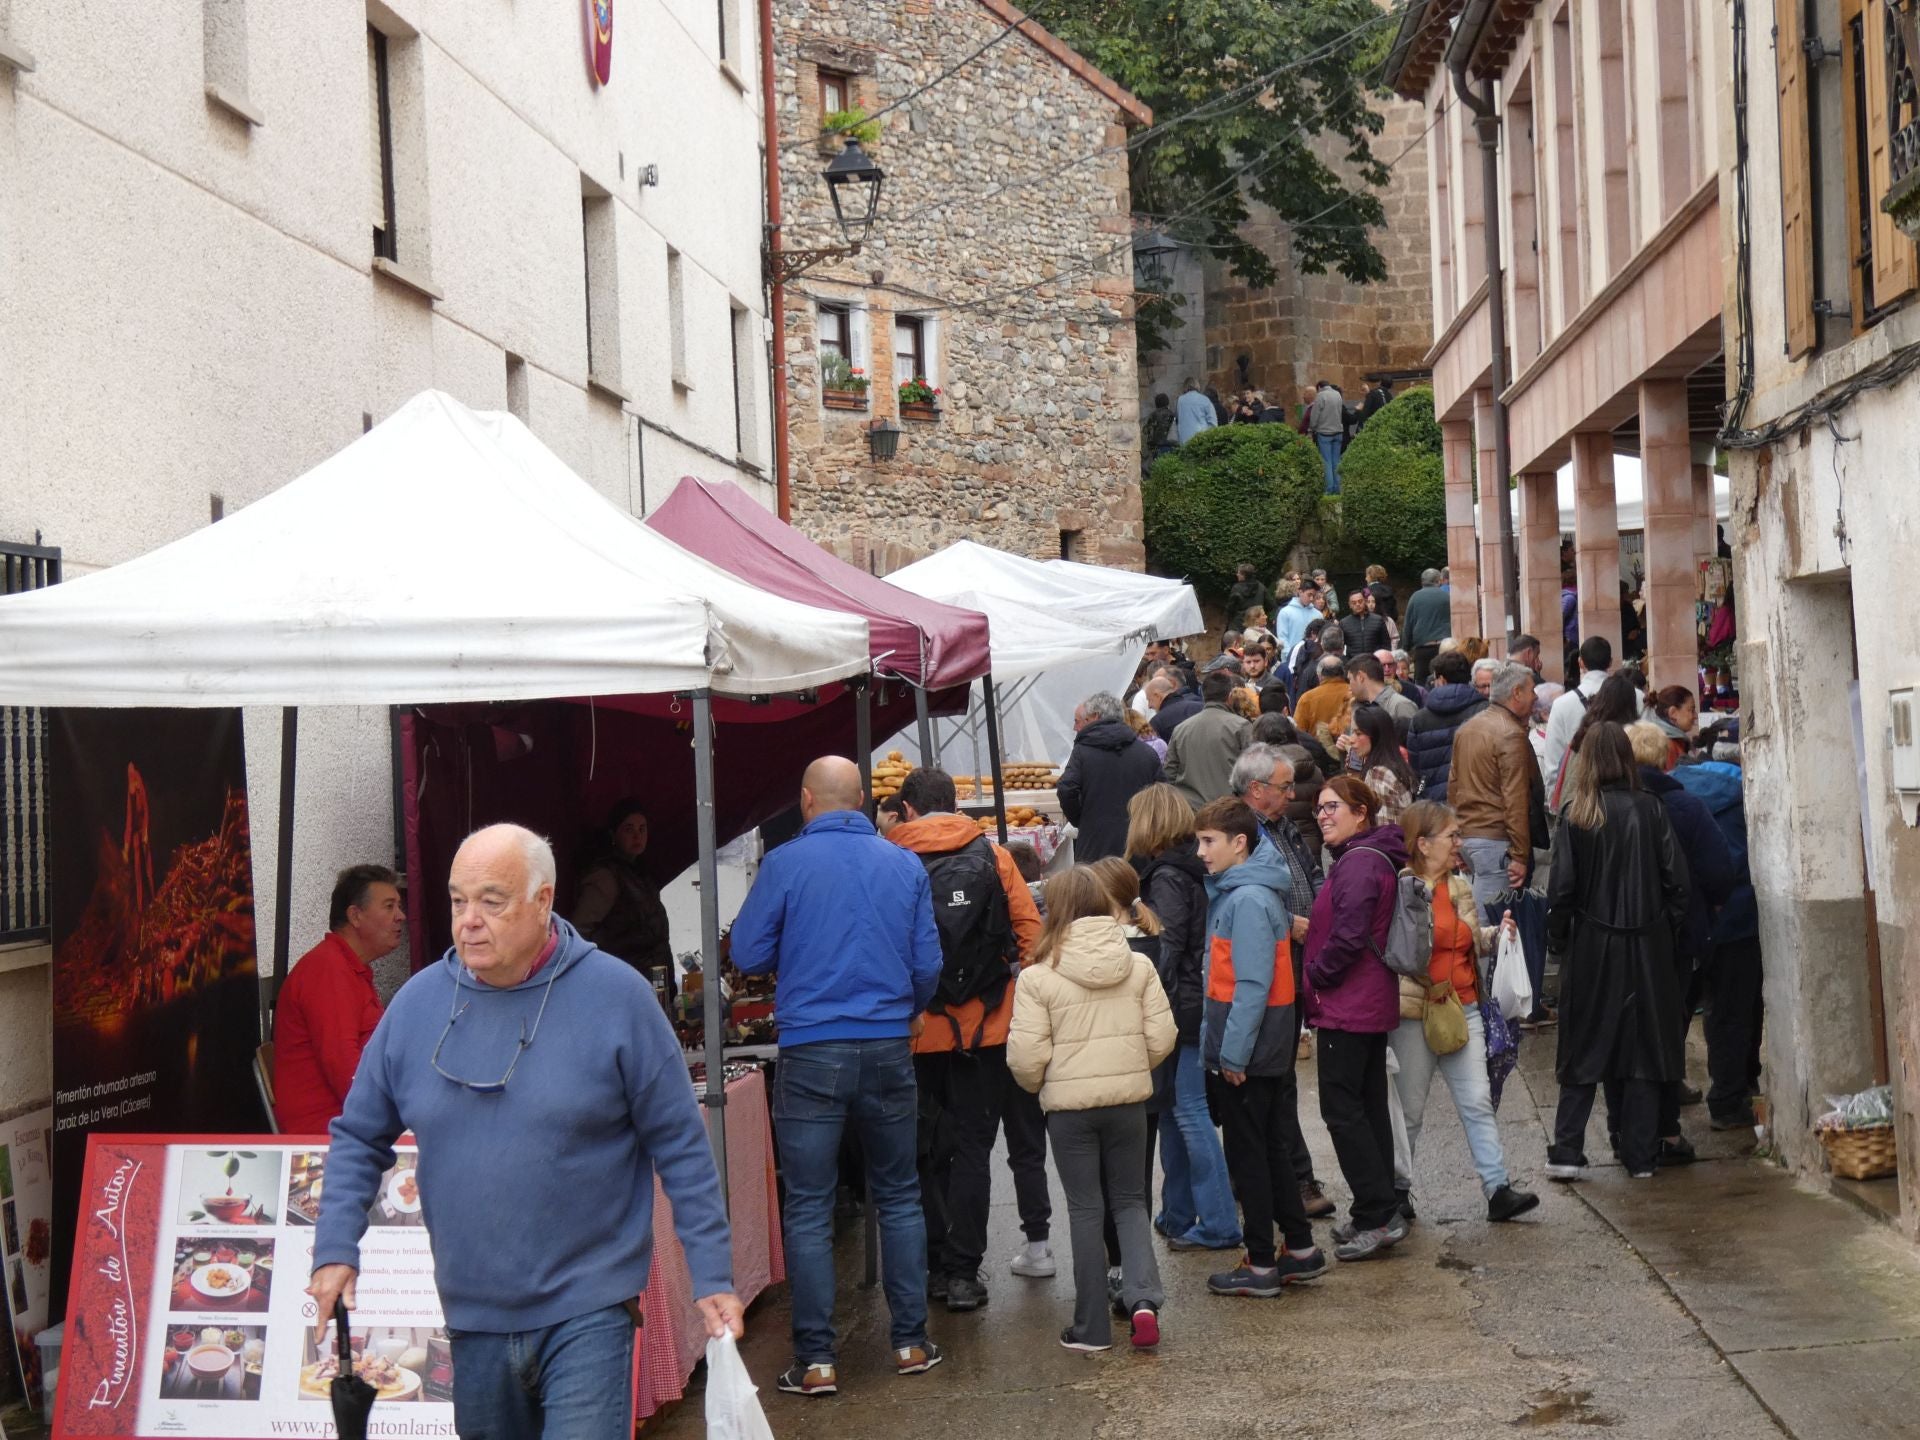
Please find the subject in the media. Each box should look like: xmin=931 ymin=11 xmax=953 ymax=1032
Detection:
xmin=165 ymin=1238 xmax=275 ymax=1314
xmin=0 ymin=1109 xmax=53 ymax=1418
xmin=156 ymin=1325 xmax=265 ymax=1402
xmin=296 ymin=1325 xmax=446 ymax=1404
xmin=177 ymin=1150 xmax=280 ymax=1227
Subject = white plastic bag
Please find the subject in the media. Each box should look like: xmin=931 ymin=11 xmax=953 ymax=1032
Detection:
xmin=706 ymin=1334 xmax=775 ymax=1440
xmin=1491 ymin=926 xmax=1533 ymax=1021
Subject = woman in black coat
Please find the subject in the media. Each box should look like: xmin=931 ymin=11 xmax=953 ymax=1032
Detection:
xmin=1127 ymin=785 xmax=1241 ymax=1249
xmin=1544 ymin=723 xmax=1691 ymax=1181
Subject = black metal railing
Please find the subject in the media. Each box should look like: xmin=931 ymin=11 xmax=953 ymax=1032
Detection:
xmin=1 ymin=539 xmax=60 ymax=943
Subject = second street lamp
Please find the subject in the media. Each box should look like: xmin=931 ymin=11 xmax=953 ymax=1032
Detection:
xmin=769 ymin=138 xmax=887 ymax=284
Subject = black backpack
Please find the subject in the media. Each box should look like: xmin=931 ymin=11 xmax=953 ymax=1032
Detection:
xmin=918 ymin=835 xmax=1020 ymax=1049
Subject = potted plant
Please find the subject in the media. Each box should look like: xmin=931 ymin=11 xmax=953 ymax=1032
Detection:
xmin=819 ymin=106 xmax=882 ymax=154
xmin=899 ymin=375 xmax=941 ymax=421
xmin=820 ymin=351 xmax=869 ymax=410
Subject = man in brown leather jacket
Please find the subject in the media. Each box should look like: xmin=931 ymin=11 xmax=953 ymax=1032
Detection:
xmin=1448 ymin=662 xmax=1538 ymax=916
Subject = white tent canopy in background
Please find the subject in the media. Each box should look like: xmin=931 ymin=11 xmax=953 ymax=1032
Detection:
xmin=1471 ymin=452 xmax=1733 ymax=534
xmin=0 ymin=391 xmax=871 ymax=706
xmin=885 ymin=541 xmax=1204 ymax=767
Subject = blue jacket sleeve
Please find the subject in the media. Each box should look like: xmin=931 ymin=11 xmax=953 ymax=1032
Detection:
xmin=626 ymin=994 xmax=734 ymax=1297
xmin=908 ymin=865 xmax=944 ymax=1011
xmin=1218 ymin=894 xmax=1285 ymax=1073
xmin=311 ymin=1004 xmax=408 ymax=1272
xmin=726 ymin=854 xmax=786 ymax=976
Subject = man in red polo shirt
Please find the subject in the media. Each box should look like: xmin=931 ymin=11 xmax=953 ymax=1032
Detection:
xmin=275 ymin=865 xmax=406 ymax=1134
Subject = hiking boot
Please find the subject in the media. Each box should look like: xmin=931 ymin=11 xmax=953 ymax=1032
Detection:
xmin=1334 ymin=1227 xmax=1396 ymax=1262
xmin=1710 ymin=1107 xmax=1756 ymax=1132
xmin=1273 ymin=1247 xmax=1330 ymax=1284
xmin=895 ymin=1342 xmax=944 ymax=1376
xmin=1677 ymin=1083 xmax=1705 ymax=1106
xmin=944 ymin=1275 xmax=989 ymax=1312
xmin=1207 ymin=1261 xmax=1283 ymax=1298
xmin=1300 ymin=1181 xmax=1336 ymax=1219
xmin=1383 ymin=1212 xmax=1411 ymax=1245
xmin=1129 ymin=1306 xmax=1161 ymax=1348
xmin=1009 ymin=1242 xmax=1057 ymax=1278
xmin=1486 ymin=1184 xmax=1540 ymax=1222
xmin=927 ymin=1273 xmax=949 ymax=1303
xmin=1658 ymin=1136 xmax=1698 ymax=1166
xmin=1544 ymin=1150 xmax=1587 ymax=1181
xmin=1059 ymin=1329 xmax=1112 ymax=1353
xmin=1330 ymin=1219 xmax=1356 ymax=1246
xmin=776 ymin=1363 xmax=838 ymax=1397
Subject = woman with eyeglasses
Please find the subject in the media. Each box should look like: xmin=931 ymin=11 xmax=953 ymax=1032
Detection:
xmin=1336 ymin=704 xmax=1416 ymax=824
xmin=1391 ymin=801 xmax=1540 ymax=1222
xmin=1300 ymin=775 xmax=1408 ymax=1262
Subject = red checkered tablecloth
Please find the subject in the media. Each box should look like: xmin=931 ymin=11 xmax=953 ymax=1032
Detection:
xmin=633 ymin=1068 xmax=784 ymax=1421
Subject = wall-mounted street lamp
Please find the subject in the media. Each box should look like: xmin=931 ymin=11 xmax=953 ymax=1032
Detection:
xmin=867 ymin=417 xmax=902 ymax=462
xmin=769 ymin=139 xmax=886 ymax=285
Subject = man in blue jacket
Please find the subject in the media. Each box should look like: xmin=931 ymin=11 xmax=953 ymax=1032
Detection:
xmin=730 ymin=756 xmax=946 ymax=1397
xmin=1675 ymin=757 xmax=1763 ymax=1130
xmin=309 ymin=824 xmax=740 ymax=1440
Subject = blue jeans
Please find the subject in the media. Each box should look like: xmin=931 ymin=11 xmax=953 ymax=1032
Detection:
xmin=1460 ymin=837 xmax=1512 ymax=918
xmin=1152 ymin=1042 xmax=1241 ymax=1247
xmin=448 ymin=1303 xmax=635 ymax=1440
xmin=1388 ymin=1010 xmax=1509 ymax=1197
xmin=1316 ymin=432 xmax=1343 ymax=493
xmin=774 ymin=1038 xmax=928 ymax=1365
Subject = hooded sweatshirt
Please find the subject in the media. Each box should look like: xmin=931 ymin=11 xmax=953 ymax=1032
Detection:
xmin=1006 ymin=916 xmax=1176 ymax=1112
xmin=1302 ymin=824 xmax=1408 ymax=1034
xmin=313 ymin=920 xmax=731 ymax=1331
xmin=889 ymin=812 xmax=1043 ymax=1053
xmin=1200 ymin=837 xmax=1298 ymax=1076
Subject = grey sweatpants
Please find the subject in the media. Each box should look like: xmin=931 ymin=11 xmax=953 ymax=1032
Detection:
xmin=1047 ymin=1103 xmax=1164 ymax=1346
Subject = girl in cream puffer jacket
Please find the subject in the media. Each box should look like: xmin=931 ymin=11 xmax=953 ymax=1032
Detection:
xmin=1008 ymin=867 xmax=1177 ymax=1352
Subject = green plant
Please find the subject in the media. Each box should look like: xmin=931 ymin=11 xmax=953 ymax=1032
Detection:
xmin=1143 ymin=425 xmax=1323 ymax=599
xmin=1336 ymin=386 xmax=1447 ymax=577
xmin=821 ymin=107 xmax=882 ymax=146
xmin=820 ymin=351 xmax=868 ymax=392
xmin=899 ymin=376 xmax=939 ymax=405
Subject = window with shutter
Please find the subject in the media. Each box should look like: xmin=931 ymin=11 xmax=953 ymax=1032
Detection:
xmin=1867 ymin=0 xmax=1918 ymax=304
xmin=1778 ymin=0 xmax=1818 ymax=356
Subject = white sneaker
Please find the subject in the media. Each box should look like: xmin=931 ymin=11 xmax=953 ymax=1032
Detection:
xmin=1010 ymin=1242 xmax=1057 ymax=1278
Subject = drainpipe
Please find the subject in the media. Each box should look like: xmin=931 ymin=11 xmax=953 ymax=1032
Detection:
xmin=759 ymin=0 xmax=793 ymax=521
xmin=1449 ymin=39 xmax=1520 ymax=644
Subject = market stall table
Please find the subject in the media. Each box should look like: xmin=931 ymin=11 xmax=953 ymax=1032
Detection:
xmin=634 ymin=1068 xmax=784 ymax=1423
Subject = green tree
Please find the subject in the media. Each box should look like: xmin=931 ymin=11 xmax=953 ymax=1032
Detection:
xmin=1024 ymin=0 xmax=1395 ymax=288
xmin=1337 ymin=386 xmax=1447 ymax=576
xmin=1143 ymin=425 xmax=1323 ymax=598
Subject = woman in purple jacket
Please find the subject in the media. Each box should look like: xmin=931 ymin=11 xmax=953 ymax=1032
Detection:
xmin=1303 ymin=774 xmax=1408 ymax=1262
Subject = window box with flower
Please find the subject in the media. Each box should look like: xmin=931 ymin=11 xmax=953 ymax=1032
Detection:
xmin=898 ymin=375 xmax=941 ymax=421
xmin=820 ymin=349 xmax=870 ymax=411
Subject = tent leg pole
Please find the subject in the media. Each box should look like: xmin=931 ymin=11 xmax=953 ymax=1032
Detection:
xmin=983 ymin=676 xmax=1009 ymax=845
xmin=856 ymin=678 xmax=875 ymax=820
xmin=914 ymin=686 xmax=932 ymax=764
xmin=269 ymin=707 xmax=298 ymax=1026
xmin=693 ymin=690 xmax=728 ymax=1192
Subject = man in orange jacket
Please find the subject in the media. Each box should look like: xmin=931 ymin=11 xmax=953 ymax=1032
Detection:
xmin=889 ymin=768 xmax=1043 ymax=1312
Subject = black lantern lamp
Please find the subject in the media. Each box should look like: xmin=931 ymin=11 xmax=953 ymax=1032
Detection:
xmin=868 ymin=418 xmax=902 ymax=461
xmin=770 ymin=140 xmax=887 ymax=284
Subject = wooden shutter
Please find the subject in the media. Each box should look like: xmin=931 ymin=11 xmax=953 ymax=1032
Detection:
xmin=1777 ymin=0 xmax=1818 ymax=356
xmin=1866 ymin=0 xmax=1919 ymax=305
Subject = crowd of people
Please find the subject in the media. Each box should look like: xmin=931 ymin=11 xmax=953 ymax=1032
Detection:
xmin=1144 ymin=376 xmax=1399 ymax=492
xmin=273 ymin=561 xmax=1756 ymax=1436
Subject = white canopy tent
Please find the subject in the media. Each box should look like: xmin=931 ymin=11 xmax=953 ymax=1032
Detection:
xmin=885 ymin=541 xmax=1204 ymax=767
xmin=0 ymin=391 xmax=873 ymax=1183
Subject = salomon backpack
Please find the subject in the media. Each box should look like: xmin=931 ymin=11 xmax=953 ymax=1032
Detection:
xmin=918 ymin=835 xmax=1020 ymax=1047
xmin=1349 ymin=846 xmax=1435 ymax=982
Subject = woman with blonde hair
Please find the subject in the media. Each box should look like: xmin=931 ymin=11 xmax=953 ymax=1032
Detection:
xmin=1391 ymin=802 xmax=1538 ymax=1221
xmin=1009 ymin=867 xmax=1177 ymax=1351
xmin=1126 ymin=785 xmax=1241 ymax=1251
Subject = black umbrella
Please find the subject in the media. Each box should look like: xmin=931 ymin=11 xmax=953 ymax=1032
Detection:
xmin=329 ymin=1299 xmax=377 ymax=1440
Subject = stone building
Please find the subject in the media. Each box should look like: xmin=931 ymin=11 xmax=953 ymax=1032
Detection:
xmin=0 ymin=0 xmax=775 ymax=1106
xmin=1721 ymin=0 xmax=1920 ymax=1234
xmin=774 ymin=0 xmax=1150 ymax=571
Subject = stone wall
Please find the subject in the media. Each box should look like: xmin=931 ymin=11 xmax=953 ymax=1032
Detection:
xmin=1195 ymin=95 xmax=1435 ymax=410
xmin=776 ymin=0 xmax=1145 ymax=570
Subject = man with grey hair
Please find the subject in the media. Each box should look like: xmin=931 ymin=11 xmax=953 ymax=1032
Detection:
xmin=1229 ymin=743 xmax=1336 ymax=1218
xmin=1401 ymin=567 xmax=1452 ymax=685
xmin=1471 ymin=656 xmax=1499 ymax=698
xmin=310 ymin=823 xmax=742 ymax=1440
xmin=1058 ymin=690 xmax=1162 ymax=861
xmin=1448 ymin=663 xmax=1539 ymax=913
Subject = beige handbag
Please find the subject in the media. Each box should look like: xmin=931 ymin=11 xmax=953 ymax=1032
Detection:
xmin=1422 ymin=979 xmax=1469 ymax=1056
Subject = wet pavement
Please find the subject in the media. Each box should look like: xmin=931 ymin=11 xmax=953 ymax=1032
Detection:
xmin=651 ymin=1031 xmax=1920 ymax=1439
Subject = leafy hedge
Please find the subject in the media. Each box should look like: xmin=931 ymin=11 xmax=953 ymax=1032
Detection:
xmin=1142 ymin=424 xmax=1324 ymax=599
xmin=1337 ymin=387 xmax=1447 ymax=577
